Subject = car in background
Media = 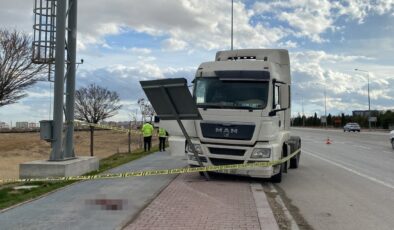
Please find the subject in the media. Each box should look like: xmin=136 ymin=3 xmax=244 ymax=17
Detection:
xmin=390 ymin=130 xmax=394 ymax=149
xmin=343 ymin=123 xmax=361 ymax=132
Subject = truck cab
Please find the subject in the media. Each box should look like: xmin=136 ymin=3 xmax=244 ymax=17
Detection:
xmin=162 ymin=49 xmax=301 ymax=182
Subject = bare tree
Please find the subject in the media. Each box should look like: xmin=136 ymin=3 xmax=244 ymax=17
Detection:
xmin=75 ymin=84 xmax=122 ymax=156
xmin=0 ymin=29 xmax=45 ymax=107
xmin=137 ymin=98 xmax=154 ymax=122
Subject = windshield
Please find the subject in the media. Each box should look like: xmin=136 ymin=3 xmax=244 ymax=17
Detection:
xmin=194 ymin=77 xmax=269 ymax=110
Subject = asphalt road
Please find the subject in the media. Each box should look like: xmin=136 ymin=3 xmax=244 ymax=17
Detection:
xmin=277 ymin=128 xmax=394 ymax=230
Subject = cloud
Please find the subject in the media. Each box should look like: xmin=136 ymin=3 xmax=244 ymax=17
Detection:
xmin=75 ymin=0 xmax=289 ymax=50
xmin=1 ymin=0 xmax=394 ymax=120
xmin=129 ymin=47 xmax=152 ymax=55
xmin=253 ymin=0 xmax=394 ymax=43
xmin=2 ymin=0 xmax=394 ymax=50
xmin=75 ymin=62 xmax=195 ymax=120
xmin=291 ymin=50 xmax=394 ymax=115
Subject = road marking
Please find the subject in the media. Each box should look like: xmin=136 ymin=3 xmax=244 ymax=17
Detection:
xmin=292 ymin=127 xmax=390 ymax=136
xmin=355 ymin=145 xmax=371 ymax=150
xmin=303 ymin=150 xmax=394 ymax=190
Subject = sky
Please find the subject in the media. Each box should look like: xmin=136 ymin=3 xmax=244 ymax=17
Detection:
xmin=0 ymin=0 xmax=393 ymax=124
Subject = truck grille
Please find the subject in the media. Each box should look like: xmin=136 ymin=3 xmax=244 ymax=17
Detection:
xmin=209 ymin=158 xmax=244 ymax=166
xmin=209 ymin=148 xmax=246 ymax=156
xmin=200 ymin=122 xmax=255 ymax=140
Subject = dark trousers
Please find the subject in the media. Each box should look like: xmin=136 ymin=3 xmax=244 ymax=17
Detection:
xmin=144 ymin=136 xmax=152 ymax=151
xmin=159 ymin=137 xmax=166 ymax=151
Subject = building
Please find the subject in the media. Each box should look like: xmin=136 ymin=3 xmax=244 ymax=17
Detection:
xmin=29 ymin=122 xmax=37 ymax=128
xmin=16 ymin=122 xmax=29 ymax=129
xmin=352 ymin=110 xmax=381 ymax=117
xmin=0 ymin=122 xmax=9 ymax=129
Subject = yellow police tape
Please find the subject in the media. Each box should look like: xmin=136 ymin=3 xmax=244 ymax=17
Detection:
xmin=0 ymin=149 xmax=300 ymax=184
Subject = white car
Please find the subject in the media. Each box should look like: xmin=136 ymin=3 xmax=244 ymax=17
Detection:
xmin=390 ymin=130 xmax=394 ymax=149
xmin=343 ymin=123 xmax=361 ymax=132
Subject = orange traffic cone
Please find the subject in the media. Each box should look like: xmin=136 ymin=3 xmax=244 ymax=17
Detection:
xmin=326 ymin=137 xmax=332 ymax=144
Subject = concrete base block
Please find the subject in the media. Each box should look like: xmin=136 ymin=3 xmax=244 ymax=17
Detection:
xmin=19 ymin=157 xmax=99 ymax=179
xmin=168 ymin=136 xmax=186 ymax=157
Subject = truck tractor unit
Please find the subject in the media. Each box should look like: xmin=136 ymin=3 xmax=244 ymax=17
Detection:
xmin=162 ymin=49 xmax=301 ymax=183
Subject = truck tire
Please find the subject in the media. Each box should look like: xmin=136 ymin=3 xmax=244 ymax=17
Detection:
xmin=289 ymin=152 xmax=300 ymax=169
xmin=391 ymin=139 xmax=394 ymax=150
xmin=199 ymin=171 xmax=213 ymax=177
xmin=271 ymin=164 xmax=282 ymax=183
xmin=271 ymin=148 xmax=284 ymax=183
xmin=289 ymin=139 xmax=301 ymax=169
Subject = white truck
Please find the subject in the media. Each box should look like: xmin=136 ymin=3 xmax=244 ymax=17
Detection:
xmin=162 ymin=49 xmax=301 ymax=182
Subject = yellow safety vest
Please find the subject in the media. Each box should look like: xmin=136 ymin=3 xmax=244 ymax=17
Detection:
xmin=141 ymin=123 xmax=153 ymax=137
xmin=159 ymin=128 xmax=167 ymax=137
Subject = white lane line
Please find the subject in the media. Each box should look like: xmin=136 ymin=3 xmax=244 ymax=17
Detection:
xmin=383 ymin=151 xmax=393 ymax=154
xmin=303 ymin=150 xmax=394 ymax=190
xmin=355 ymin=145 xmax=371 ymax=150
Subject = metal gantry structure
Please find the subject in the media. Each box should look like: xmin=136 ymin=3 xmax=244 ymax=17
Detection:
xmin=33 ymin=0 xmax=78 ymax=161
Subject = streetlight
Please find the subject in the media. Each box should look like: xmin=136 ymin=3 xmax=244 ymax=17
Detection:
xmin=324 ymin=83 xmax=327 ymax=128
xmin=231 ymin=0 xmax=234 ymax=50
xmin=312 ymin=81 xmax=327 ymax=128
xmin=295 ymin=92 xmax=305 ymax=126
xmin=354 ymin=68 xmax=371 ymax=129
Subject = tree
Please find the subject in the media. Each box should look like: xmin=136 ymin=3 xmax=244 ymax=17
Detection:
xmin=75 ymin=84 xmax=122 ymax=156
xmin=327 ymin=113 xmax=332 ymax=126
xmin=137 ymin=98 xmax=154 ymax=122
xmin=0 ymin=29 xmax=45 ymax=107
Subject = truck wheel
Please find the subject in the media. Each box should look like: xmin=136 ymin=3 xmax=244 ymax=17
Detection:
xmin=199 ymin=171 xmax=212 ymax=177
xmin=290 ymin=152 xmax=300 ymax=169
xmin=271 ymin=164 xmax=282 ymax=183
xmin=391 ymin=139 xmax=394 ymax=150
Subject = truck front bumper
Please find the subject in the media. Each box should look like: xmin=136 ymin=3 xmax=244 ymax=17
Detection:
xmin=187 ymin=155 xmax=279 ymax=179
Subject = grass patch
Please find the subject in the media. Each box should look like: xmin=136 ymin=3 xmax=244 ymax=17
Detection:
xmin=0 ymin=146 xmax=159 ymax=211
xmin=0 ymin=181 xmax=74 ymax=210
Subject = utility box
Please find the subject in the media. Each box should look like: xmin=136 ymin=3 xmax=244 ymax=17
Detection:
xmin=40 ymin=120 xmax=53 ymax=142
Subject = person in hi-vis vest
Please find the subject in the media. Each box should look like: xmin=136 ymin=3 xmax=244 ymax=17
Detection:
xmin=158 ymin=127 xmax=168 ymax=152
xmin=141 ymin=122 xmax=154 ymax=151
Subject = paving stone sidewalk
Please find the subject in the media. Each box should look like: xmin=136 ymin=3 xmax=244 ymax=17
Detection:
xmin=124 ymin=173 xmax=278 ymax=230
xmin=0 ymin=151 xmax=186 ymax=230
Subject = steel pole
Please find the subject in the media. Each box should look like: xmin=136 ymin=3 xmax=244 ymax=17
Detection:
xmin=368 ymin=74 xmax=371 ymax=129
xmin=355 ymin=69 xmax=371 ymax=130
xmin=324 ymin=85 xmax=327 ymax=128
xmin=302 ymin=96 xmax=305 ymax=126
xmin=64 ymin=0 xmax=78 ymax=158
xmin=231 ymin=0 xmax=233 ymax=50
xmin=50 ymin=0 xmax=67 ymax=161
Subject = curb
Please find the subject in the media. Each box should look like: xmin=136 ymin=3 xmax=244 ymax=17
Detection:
xmin=251 ymin=183 xmax=279 ymax=230
xmin=268 ymin=184 xmax=299 ymax=230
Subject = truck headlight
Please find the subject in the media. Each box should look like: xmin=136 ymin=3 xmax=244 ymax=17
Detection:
xmin=186 ymin=144 xmax=203 ymax=155
xmin=251 ymin=148 xmax=271 ymax=158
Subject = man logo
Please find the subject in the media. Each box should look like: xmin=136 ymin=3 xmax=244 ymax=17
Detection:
xmin=215 ymin=127 xmax=238 ymax=138
xmin=223 ymin=128 xmax=230 ymax=137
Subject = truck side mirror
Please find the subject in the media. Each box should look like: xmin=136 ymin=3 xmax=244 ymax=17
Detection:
xmin=279 ymin=85 xmax=290 ymax=109
xmin=270 ymin=81 xmax=289 ymax=116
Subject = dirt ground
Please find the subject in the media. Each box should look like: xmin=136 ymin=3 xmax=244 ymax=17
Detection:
xmin=0 ymin=130 xmax=157 ymax=180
